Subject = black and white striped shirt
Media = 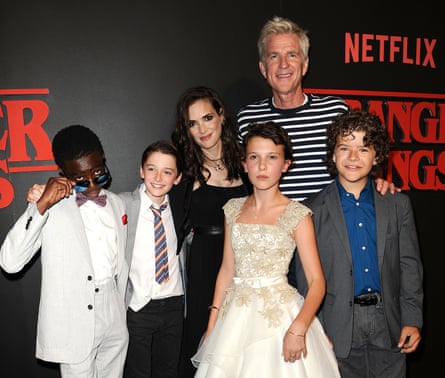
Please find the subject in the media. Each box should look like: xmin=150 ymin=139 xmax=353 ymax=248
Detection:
xmin=237 ymin=94 xmax=349 ymax=201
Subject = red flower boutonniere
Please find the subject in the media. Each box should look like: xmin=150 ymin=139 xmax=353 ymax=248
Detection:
xmin=122 ymin=214 xmax=128 ymax=225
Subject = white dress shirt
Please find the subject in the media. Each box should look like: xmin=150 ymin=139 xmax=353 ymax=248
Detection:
xmin=78 ymin=190 xmax=118 ymax=285
xmin=129 ymin=186 xmax=183 ymax=311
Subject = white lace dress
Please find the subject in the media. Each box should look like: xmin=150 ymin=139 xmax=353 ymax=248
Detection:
xmin=192 ymin=197 xmax=340 ymax=377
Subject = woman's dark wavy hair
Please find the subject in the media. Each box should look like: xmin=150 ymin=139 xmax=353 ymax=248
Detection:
xmin=171 ymin=86 xmax=243 ymax=184
xmin=326 ymin=110 xmax=390 ymax=179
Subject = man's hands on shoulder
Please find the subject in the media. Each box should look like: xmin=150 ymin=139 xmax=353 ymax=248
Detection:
xmin=374 ymin=178 xmax=401 ymax=195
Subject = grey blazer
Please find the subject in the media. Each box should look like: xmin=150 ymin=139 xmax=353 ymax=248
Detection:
xmin=120 ymin=183 xmax=190 ymax=308
xmin=0 ymin=190 xmax=128 ymax=363
xmin=293 ymin=181 xmax=423 ymax=358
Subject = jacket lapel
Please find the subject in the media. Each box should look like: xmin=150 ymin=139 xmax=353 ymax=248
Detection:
xmin=106 ymin=191 xmax=126 ymax=274
xmin=373 ymin=185 xmax=389 ymax=270
xmin=324 ymin=183 xmax=354 ymax=264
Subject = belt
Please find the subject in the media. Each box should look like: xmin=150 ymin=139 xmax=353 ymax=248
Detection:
xmin=193 ymin=226 xmax=224 ymax=235
xmin=353 ymin=293 xmax=380 ymax=306
xmin=150 ymin=295 xmax=184 ymax=305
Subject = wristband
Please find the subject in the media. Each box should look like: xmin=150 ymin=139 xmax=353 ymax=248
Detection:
xmin=287 ymin=330 xmax=305 ymax=337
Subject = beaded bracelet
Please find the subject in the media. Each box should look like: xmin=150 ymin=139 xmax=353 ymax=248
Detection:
xmin=208 ymin=305 xmax=220 ymax=311
xmin=287 ymin=330 xmax=305 ymax=337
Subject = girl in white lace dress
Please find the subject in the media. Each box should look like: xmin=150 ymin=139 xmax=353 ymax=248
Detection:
xmin=192 ymin=121 xmax=340 ymax=377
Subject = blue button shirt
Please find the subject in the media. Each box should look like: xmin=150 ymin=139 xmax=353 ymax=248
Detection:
xmin=337 ymin=179 xmax=381 ymax=296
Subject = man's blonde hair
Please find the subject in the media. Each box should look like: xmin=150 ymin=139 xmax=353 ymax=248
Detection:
xmin=257 ymin=16 xmax=310 ymax=63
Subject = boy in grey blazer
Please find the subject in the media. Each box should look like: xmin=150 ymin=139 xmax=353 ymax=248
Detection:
xmin=294 ymin=110 xmax=423 ymax=377
xmin=0 ymin=125 xmax=129 ymax=377
xmin=120 ymin=140 xmax=190 ymax=378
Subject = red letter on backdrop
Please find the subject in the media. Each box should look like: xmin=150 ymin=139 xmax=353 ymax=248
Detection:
xmin=345 ymin=33 xmax=359 ymax=63
xmin=3 ymin=100 xmax=53 ymax=162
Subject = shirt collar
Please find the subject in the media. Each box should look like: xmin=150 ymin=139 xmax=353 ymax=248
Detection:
xmin=336 ymin=177 xmax=373 ymax=202
xmin=139 ymin=184 xmax=170 ymax=209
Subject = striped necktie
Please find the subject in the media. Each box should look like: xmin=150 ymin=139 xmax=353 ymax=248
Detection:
xmin=151 ymin=203 xmax=169 ymax=284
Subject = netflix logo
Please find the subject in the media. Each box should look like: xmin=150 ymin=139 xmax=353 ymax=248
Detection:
xmin=345 ymin=32 xmax=437 ymax=68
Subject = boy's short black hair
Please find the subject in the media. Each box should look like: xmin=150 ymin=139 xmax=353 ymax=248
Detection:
xmin=141 ymin=140 xmax=183 ymax=176
xmin=52 ymin=125 xmax=105 ymax=170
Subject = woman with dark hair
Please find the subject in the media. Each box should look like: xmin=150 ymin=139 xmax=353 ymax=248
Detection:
xmin=172 ymin=86 xmax=250 ymax=378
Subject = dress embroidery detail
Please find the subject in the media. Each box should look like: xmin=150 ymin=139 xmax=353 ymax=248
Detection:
xmin=220 ymin=197 xmax=312 ymax=328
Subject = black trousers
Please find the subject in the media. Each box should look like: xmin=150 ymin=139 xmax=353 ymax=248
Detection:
xmin=124 ymin=295 xmax=184 ymax=378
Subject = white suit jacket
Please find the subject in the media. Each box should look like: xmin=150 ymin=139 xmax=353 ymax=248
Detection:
xmin=0 ymin=190 xmax=128 ymax=363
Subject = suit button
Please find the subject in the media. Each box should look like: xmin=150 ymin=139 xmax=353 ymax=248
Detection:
xmin=95 ymin=288 xmax=99 ymax=293
xmin=87 ymin=275 xmax=93 ymax=281
xmin=88 ymin=304 xmax=93 ymax=310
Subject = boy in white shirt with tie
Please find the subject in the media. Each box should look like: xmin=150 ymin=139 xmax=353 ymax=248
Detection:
xmin=120 ymin=140 xmax=189 ymax=378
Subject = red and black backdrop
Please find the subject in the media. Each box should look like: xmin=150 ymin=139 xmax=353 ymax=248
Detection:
xmin=1 ymin=1 xmax=443 ymax=376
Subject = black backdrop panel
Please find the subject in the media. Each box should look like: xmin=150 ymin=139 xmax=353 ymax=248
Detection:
xmin=1 ymin=1 xmax=443 ymax=376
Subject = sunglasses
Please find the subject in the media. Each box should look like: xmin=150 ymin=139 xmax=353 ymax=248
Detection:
xmin=73 ymin=166 xmax=111 ymax=192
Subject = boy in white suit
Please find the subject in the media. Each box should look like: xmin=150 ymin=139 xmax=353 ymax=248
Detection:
xmin=0 ymin=125 xmax=129 ymax=377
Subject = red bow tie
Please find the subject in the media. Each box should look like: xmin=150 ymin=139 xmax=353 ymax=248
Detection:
xmin=75 ymin=192 xmax=107 ymax=207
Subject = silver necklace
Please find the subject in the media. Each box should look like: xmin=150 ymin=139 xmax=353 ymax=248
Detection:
xmin=213 ymin=161 xmax=225 ymax=171
xmin=205 ymin=157 xmax=225 ymax=171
